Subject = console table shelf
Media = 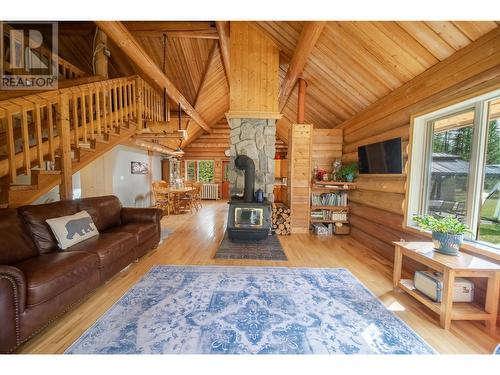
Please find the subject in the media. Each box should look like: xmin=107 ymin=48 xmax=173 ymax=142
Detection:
xmin=393 ymin=242 xmax=500 ymax=333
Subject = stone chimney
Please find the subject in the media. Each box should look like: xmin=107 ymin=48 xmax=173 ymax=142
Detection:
xmin=228 ymin=118 xmax=276 ymax=202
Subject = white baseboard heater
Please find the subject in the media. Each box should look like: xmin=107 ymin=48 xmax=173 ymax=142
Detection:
xmin=201 ymin=183 xmax=219 ymax=200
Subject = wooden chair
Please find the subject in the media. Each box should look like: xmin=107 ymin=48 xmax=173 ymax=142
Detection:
xmin=173 ymin=193 xmax=192 ymax=214
xmin=152 ymin=181 xmax=174 ymax=216
xmin=192 ymin=182 xmax=203 ymax=210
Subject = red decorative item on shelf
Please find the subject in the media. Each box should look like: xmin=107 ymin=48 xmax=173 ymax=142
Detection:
xmin=315 ymin=168 xmax=327 ymax=181
xmin=275 ymin=153 xmax=281 ymax=159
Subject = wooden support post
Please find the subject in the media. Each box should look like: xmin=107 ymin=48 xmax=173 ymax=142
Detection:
xmin=297 ymin=78 xmax=307 ymax=123
xmin=94 ymin=29 xmax=109 ymax=78
xmin=57 ymin=94 xmax=73 ymax=200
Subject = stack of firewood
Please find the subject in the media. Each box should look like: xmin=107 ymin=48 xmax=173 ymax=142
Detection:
xmin=272 ymin=203 xmax=291 ymax=235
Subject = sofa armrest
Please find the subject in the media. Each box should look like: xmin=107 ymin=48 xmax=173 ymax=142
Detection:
xmin=120 ymin=207 xmax=163 ymax=225
xmin=0 ymin=265 xmax=26 ymax=353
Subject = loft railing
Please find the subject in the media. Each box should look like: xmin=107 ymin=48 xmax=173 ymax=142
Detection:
xmin=0 ymin=75 xmax=163 ymax=185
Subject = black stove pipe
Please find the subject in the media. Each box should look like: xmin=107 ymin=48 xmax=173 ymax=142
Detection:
xmin=235 ymin=155 xmax=255 ymax=203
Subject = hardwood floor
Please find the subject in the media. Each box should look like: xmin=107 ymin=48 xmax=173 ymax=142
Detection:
xmin=17 ymin=201 xmax=499 ymax=354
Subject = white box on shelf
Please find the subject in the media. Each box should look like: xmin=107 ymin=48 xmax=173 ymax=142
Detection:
xmin=414 ymin=270 xmax=474 ymax=302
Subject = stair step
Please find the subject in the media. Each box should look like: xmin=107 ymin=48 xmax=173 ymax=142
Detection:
xmin=10 ymin=184 xmax=38 ymax=192
xmin=32 ymin=169 xmax=61 ymax=175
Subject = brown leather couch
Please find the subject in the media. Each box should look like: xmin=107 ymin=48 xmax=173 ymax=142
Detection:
xmin=0 ymin=195 xmax=162 ymax=353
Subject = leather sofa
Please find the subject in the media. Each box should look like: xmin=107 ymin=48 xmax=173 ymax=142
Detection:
xmin=0 ymin=195 xmax=162 ymax=353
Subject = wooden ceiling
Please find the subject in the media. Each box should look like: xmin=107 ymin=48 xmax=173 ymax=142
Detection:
xmin=56 ymin=21 xmax=500 ymax=148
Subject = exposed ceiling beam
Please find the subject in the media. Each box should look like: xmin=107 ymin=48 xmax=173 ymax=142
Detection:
xmin=59 ymin=21 xmax=216 ymax=34
xmin=95 ymin=21 xmax=212 ymax=133
xmin=128 ymin=30 xmax=218 ymax=39
xmin=278 ymin=21 xmax=326 ymax=111
xmin=216 ymin=21 xmax=231 ymax=85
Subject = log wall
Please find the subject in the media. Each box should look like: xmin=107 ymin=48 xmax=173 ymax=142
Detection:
xmin=340 ymin=27 xmax=500 ymax=323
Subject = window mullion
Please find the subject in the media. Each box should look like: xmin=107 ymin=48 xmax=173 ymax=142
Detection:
xmin=467 ymin=101 xmax=488 ymax=238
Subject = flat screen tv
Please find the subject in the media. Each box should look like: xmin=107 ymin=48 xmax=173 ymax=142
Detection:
xmin=358 ymin=137 xmax=402 ymax=174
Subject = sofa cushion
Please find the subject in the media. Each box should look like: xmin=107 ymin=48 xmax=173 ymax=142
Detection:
xmin=18 ymin=200 xmax=80 ymax=254
xmin=66 ymin=232 xmax=136 ymax=268
xmin=15 ymin=251 xmax=99 ymax=306
xmin=77 ymin=196 xmax=122 ymax=232
xmin=46 ymin=210 xmax=99 ymax=249
xmin=0 ymin=209 xmax=38 ymax=265
xmin=104 ymin=222 xmax=158 ymax=245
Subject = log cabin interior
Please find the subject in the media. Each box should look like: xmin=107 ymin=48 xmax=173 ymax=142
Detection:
xmin=1 ymin=2 xmax=500 ymax=366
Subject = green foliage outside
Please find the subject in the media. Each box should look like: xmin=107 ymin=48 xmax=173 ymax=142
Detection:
xmin=430 ymin=119 xmax=499 ymax=245
xmin=186 ymin=161 xmax=196 ymax=181
xmin=198 ymin=160 xmax=214 ymax=183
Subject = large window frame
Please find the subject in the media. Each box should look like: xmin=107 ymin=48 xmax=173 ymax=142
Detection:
xmin=407 ymin=88 xmax=500 ymax=253
xmin=184 ymin=160 xmax=215 ymax=183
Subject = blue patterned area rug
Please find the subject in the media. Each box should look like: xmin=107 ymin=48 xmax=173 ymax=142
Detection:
xmin=66 ymin=266 xmax=435 ymax=354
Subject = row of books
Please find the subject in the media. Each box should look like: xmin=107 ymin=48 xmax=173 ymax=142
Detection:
xmin=311 ymin=192 xmax=348 ymax=206
xmin=310 ymin=210 xmax=348 ymax=221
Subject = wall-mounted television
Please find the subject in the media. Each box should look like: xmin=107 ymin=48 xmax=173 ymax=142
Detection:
xmin=358 ymin=137 xmax=402 ymax=174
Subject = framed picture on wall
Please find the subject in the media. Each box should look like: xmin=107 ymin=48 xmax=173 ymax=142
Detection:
xmin=131 ymin=161 xmax=149 ymax=174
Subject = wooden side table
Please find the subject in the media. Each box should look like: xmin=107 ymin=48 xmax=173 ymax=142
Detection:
xmin=393 ymin=242 xmax=500 ymax=334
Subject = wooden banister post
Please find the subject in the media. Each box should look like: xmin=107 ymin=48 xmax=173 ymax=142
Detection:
xmin=57 ymin=94 xmax=73 ymax=200
xmin=135 ymin=77 xmax=144 ymax=130
xmin=94 ymin=29 xmax=109 ymax=78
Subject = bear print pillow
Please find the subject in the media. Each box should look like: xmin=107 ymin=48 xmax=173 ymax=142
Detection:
xmin=46 ymin=210 xmax=99 ymax=249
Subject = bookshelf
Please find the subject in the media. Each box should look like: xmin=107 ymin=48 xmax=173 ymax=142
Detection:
xmin=310 ymin=181 xmax=356 ymax=235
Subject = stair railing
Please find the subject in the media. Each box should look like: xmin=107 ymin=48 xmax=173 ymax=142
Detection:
xmin=0 ymin=75 xmax=162 ymax=186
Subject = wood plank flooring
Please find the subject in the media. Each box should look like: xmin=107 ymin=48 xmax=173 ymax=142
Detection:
xmin=17 ymin=201 xmax=499 ymax=354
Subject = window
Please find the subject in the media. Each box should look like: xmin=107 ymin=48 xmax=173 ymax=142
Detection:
xmin=408 ymin=90 xmax=500 ymax=249
xmin=184 ymin=160 xmax=215 ymax=183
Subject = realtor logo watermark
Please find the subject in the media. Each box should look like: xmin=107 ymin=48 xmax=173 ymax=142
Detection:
xmin=0 ymin=21 xmax=58 ymax=90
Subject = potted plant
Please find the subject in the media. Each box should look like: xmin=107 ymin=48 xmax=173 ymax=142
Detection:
xmin=337 ymin=163 xmax=357 ymax=182
xmin=413 ymin=215 xmax=470 ymax=255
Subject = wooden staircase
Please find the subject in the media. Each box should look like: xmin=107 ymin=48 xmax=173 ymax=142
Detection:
xmin=0 ymin=75 xmax=164 ymax=208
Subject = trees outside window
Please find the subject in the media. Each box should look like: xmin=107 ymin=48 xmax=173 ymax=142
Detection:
xmin=185 ymin=160 xmax=215 ymax=183
xmin=408 ymin=92 xmax=500 ymax=249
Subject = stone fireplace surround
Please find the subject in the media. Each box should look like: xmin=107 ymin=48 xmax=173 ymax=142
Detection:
xmin=228 ymin=118 xmax=276 ymax=202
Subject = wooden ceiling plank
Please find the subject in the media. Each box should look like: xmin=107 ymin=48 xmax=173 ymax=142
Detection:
xmin=324 ymin=23 xmax=403 ymax=91
xmin=424 ymin=21 xmax=472 ymax=50
xmin=216 ymin=21 xmax=231 ymax=85
xmin=94 ymin=21 xmax=211 ymax=133
xmin=397 ymin=21 xmax=456 ymax=61
xmin=278 ymin=21 xmax=326 ymax=111
xmin=346 ymin=22 xmax=417 ymax=81
xmin=451 ymin=21 xmax=498 ymax=41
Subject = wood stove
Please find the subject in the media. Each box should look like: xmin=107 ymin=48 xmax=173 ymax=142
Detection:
xmin=227 ymin=155 xmax=271 ymax=241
